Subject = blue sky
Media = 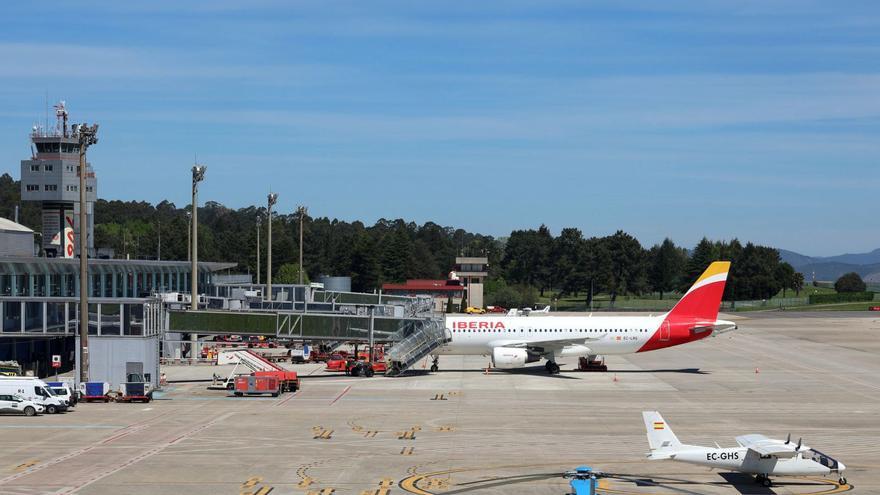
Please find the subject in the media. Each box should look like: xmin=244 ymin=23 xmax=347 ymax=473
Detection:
xmin=0 ymin=1 xmax=877 ymax=256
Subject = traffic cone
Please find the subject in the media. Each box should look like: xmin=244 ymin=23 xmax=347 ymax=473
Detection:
xmin=755 ymin=367 xmax=760 ymax=374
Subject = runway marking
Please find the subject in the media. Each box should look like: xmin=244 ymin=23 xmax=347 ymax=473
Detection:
xmin=273 ymin=391 xmax=298 ymax=407
xmin=430 ymin=393 xmax=447 ymax=401
xmin=397 ymin=430 xmax=416 ymax=440
xmin=306 ymin=488 xmax=335 ymax=495
xmin=401 ymin=447 xmax=414 ymax=456
xmin=329 ymin=386 xmax=351 ymax=406
xmin=312 ymin=428 xmax=333 ymax=440
xmin=53 ymin=412 xmax=234 ymax=494
xmin=436 ymin=426 xmax=454 ymax=432
xmin=12 ymin=460 xmax=38 ymax=472
xmin=240 ymin=476 xmax=274 ymax=495
xmin=360 ymin=477 xmax=395 ymax=495
xmin=399 ymin=462 xmax=853 ymax=495
xmin=0 ymin=410 xmax=171 ymax=485
xmin=364 ymin=430 xmax=378 ymax=438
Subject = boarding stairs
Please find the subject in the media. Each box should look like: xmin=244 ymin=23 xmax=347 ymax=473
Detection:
xmin=386 ymin=317 xmax=450 ymax=376
xmin=210 ymin=349 xmax=283 ymax=389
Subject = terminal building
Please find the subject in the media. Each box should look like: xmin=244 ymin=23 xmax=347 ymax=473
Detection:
xmin=2 ymin=102 xmax=448 ymax=386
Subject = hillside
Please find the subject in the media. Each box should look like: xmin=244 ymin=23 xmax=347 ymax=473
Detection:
xmin=780 ymin=248 xmax=880 ymax=282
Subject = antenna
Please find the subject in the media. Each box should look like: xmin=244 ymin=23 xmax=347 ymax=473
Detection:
xmin=45 ymin=90 xmax=49 ymax=136
xmin=796 ymin=437 xmax=802 ymax=450
xmin=785 ymin=433 xmax=790 ymax=444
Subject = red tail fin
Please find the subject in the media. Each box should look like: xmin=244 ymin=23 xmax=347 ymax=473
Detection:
xmin=667 ymin=261 xmax=730 ymax=322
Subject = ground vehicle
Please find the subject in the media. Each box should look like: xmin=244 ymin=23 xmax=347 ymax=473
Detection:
xmin=486 ymin=306 xmax=507 ymax=313
xmin=0 ymin=377 xmax=68 ymax=413
xmin=46 ymin=382 xmax=77 ymax=407
xmin=465 ymin=306 xmax=486 ymax=314
xmin=289 ymin=344 xmax=310 ymax=363
xmin=0 ymin=360 xmax=22 ymax=376
xmin=213 ymin=349 xmax=299 ymax=392
xmin=80 ymin=382 xmax=112 ymax=402
xmin=0 ymin=394 xmax=44 ymax=416
xmin=118 ymin=382 xmax=152 ymax=402
xmin=344 ymin=359 xmax=388 ymax=377
xmin=310 ymin=347 xmax=347 ymax=363
xmin=234 ymin=375 xmax=281 ymax=397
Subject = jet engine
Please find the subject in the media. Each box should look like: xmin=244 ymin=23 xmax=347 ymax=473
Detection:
xmin=492 ymin=347 xmax=527 ymax=368
xmin=491 ymin=347 xmax=540 ymax=369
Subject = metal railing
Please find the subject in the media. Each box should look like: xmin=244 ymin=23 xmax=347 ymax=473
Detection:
xmin=387 ymin=318 xmax=449 ymax=375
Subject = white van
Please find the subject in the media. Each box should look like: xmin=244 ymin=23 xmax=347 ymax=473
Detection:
xmin=0 ymin=377 xmax=69 ymax=414
xmin=0 ymin=394 xmax=44 ymax=416
xmin=46 ymin=381 xmax=77 ymax=407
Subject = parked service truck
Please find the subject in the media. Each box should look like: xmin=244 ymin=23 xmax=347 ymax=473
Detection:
xmin=0 ymin=377 xmax=68 ymax=413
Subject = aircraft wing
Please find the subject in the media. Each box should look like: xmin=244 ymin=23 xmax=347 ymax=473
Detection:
xmin=736 ymin=434 xmax=800 ymax=458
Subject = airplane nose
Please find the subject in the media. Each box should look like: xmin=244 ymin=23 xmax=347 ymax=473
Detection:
xmin=837 ymin=461 xmax=846 ymax=472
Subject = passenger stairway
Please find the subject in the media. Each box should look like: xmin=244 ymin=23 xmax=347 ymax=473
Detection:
xmin=386 ymin=317 xmax=449 ymax=376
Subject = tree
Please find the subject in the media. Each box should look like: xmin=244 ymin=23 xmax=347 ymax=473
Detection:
xmin=648 ymin=238 xmax=687 ymax=299
xmin=683 ymin=237 xmax=719 ymax=291
xmin=835 ymin=272 xmax=866 ymax=293
xmin=792 ymin=272 xmax=805 ymax=296
xmin=275 ymin=263 xmax=309 ymax=284
xmin=604 ymin=231 xmax=646 ymax=305
xmin=775 ymin=262 xmax=796 ymax=298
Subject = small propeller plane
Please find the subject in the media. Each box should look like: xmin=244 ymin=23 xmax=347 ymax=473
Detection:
xmin=643 ymin=411 xmax=847 ymax=488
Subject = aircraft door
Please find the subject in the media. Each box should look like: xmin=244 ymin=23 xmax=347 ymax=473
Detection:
xmin=660 ymin=321 xmax=671 ymax=341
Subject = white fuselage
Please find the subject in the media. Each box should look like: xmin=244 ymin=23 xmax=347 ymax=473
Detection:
xmin=670 ymin=446 xmax=839 ymax=477
xmin=437 ymin=315 xmax=665 ymax=357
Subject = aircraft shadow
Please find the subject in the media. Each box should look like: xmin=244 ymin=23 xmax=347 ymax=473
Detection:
xmin=609 ymin=368 xmax=709 ymax=375
xmin=403 ymin=368 xmax=581 ymax=379
xmin=718 ymin=472 xmax=776 ymax=494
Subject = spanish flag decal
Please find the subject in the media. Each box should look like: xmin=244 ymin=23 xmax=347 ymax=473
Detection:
xmin=653 ymin=422 xmax=665 ymax=430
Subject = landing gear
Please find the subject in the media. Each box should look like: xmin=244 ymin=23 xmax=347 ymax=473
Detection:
xmin=755 ymin=474 xmax=772 ymax=487
xmin=545 ymin=361 xmax=560 ymax=374
xmin=839 ymin=477 xmax=847 ymax=485
xmin=430 ymin=356 xmax=439 ymax=372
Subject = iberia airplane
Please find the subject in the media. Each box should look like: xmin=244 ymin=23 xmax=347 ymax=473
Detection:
xmin=432 ymin=262 xmax=736 ymax=374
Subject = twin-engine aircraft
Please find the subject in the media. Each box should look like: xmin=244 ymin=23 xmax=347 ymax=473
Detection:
xmin=643 ymin=411 xmax=847 ymax=487
xmin=434 ymin=261 xmax=737 ymax=373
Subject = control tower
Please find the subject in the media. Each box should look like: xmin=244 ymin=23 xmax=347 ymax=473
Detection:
xmin=20 ymin=102 xmax=97 ymax=258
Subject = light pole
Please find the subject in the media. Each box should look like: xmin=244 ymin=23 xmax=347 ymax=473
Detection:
xmin=76 ymin=122 xmax=98 ymax=384
xmin=296 ymin=205 xmax=308 ymax=285
xmin=191 ymin=164 xmax=206 ymax=310
xmin=186 ymin=211 xmax=191 ymax=261
xmin=265 ymin=192 xmax=278 ymax=302
xmin=256 ymin=215 xmax=261 ymax=286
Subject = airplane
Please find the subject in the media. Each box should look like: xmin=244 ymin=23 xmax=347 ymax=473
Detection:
xmin=431 ymin=261 xmax=737 ymax=374
xmin=643 ymin=411 xmax=847 ymax=487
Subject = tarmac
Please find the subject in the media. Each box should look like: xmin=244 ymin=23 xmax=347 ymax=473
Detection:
xmin=0 ymin=312 xmax=878 ymax=495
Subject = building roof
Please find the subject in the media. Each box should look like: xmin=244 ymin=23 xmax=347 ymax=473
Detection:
xmin=0 ymin=256 xmax=236 ymax=276
xmin=0 ymin=217 xmax=34 ymax=234
xmin=382 ymin=279 xmax=465 ymax=292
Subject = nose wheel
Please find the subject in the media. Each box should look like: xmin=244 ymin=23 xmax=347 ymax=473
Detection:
xmin=839 ymin=477 xmax=847 ymax=485
xmin=430 ymin=356 xmax=439 ymax=372
xmin=545 ymin=361 xmax=560 ymax=374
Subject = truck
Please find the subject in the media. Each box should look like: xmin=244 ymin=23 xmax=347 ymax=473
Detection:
xmin=0 ymin=376 xmax=68 ymax=413
xmin=212 ymin=349 xmax=300 ymax=394
xmin=234 ymin=375 xmax=281 ymax=397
